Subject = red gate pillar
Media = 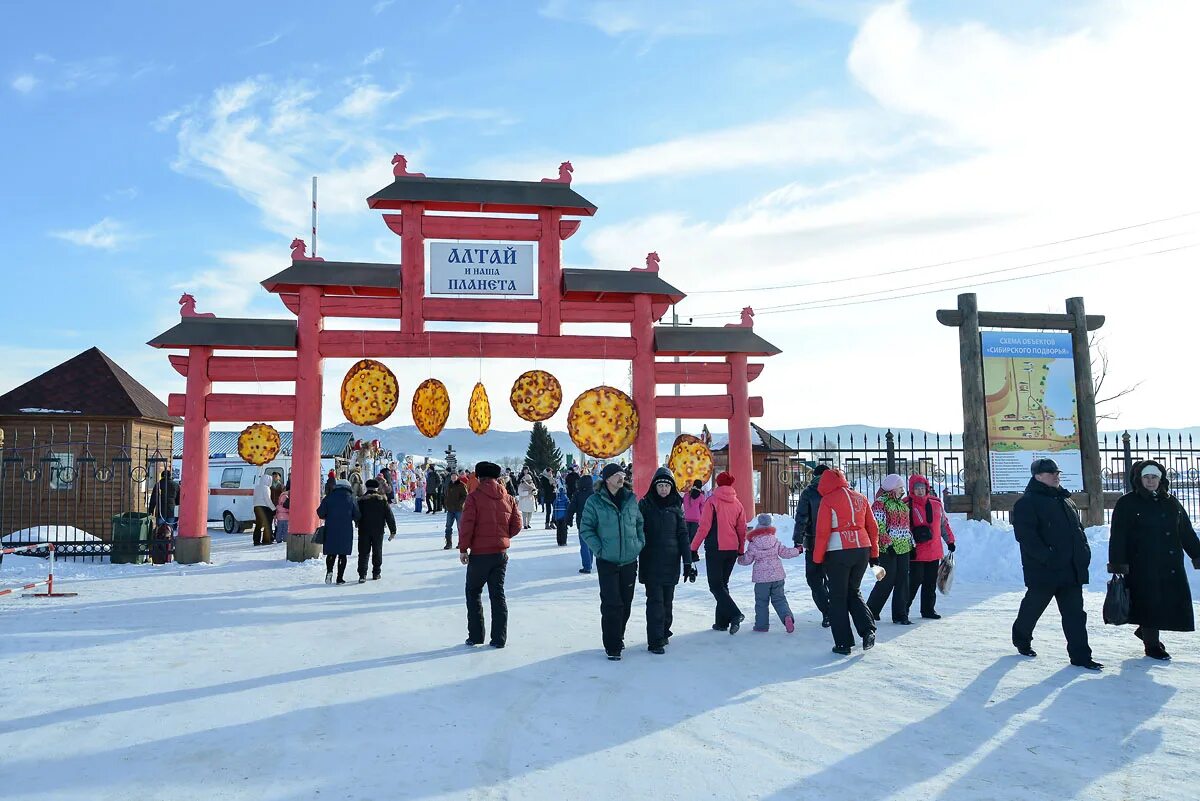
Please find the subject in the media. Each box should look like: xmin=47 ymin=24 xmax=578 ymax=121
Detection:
xmin=400 ymin=201 xmax=425 ymax=334
xmin=288 ymin=285 xmax=326 ymax=562
xmin=726 ymin=353 xmax=754 ymax=518
xmin=631 ymin=294 xmax=657 ymax=496
xmin=538 ymin=209 xmax=563 ymax=336
xmin=176 ymin=345 xmax=212 ymax=564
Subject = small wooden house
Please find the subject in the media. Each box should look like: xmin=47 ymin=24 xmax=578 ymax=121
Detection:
xmin=0 ymin=348 xmax=180 ymax=545
xmin=712 ymin=423 xmax=799 ymax=515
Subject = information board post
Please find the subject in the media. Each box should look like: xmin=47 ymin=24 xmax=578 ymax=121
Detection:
xmin=1068 ymin=296 xmax=1105 ymax=526
xmin=957 ymin=293 xmax=991 ymax=521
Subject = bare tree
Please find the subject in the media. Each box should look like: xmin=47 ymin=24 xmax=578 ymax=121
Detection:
xmin=1090 ymin=334 xmax=1143 ymax=422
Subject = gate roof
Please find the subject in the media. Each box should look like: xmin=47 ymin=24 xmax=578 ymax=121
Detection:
xmin=367 ymin=176 xmax=596 ymax=216
xmin=261 ymin=261 xmax=401 ymax=296
xmin=148 ymin=318 xmax=298 ymax=350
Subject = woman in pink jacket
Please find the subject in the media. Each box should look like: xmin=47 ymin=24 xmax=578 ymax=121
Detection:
xmin=689 ymin=472 xmax=748 ymax=633
xmin=738 ymin=513 xmax=801 ymax=632
xmin=682 ymin=480 xmax=707 ymax=541
xmin=906 ymin=474 xmax=956 ymax=620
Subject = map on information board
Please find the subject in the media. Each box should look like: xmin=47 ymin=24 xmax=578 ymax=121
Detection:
xmin=981 ymin=331 xmax=1082 ymax=492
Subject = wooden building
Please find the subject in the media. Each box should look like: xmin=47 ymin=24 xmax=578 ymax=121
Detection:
xmin=713 ymin=423 xmax=799 ymax=515
xmin=0 ymin=348 xmax=180 ymax=544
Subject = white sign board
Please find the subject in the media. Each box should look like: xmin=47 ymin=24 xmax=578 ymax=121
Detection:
xmin=428 ymin=242 xmax=535 ymax=296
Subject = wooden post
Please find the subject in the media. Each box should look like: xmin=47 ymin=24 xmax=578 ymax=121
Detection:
xmin=957 ymin=293 xmax=991 ymax=521
xmin=1067 ymin=296 xmax=1104 ymax=525
xmin=176 ymin=346 xmax=211 ymax=564
xmin=288 ymin=285 xmax=325 ymax=562
xmin=631 ymin=294 xmax=657 ymax=497
xmin=538 ymin=209 xmax=563 ymax=336
xmin=400 ymin=202 xmax=425 ymax=335
xmin=726 ymin=353 xmax=755 ymax=518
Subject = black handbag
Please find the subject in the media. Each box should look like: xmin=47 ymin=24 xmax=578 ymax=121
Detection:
xmin=1103 ymin=574 xmax=1131 ymax=625
xmin=312 ymin=526 xmax=326 ymax=545
xmin=911 ymin=500 xmax=934 ymax=543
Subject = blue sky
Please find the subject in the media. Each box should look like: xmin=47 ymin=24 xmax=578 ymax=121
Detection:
xmin=3 ymin=1 xmax=1197 ymax=433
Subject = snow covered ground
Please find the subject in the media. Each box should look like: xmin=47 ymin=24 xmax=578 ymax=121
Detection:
xmin=2 ymin=511 xmax=1198 ymax=801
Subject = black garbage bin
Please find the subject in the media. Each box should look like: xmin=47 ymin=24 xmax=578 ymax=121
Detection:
xmin=151 ymin=523 xmax=174 ymax=565
xmin=111 ymin=512 xmax=152 ymax=564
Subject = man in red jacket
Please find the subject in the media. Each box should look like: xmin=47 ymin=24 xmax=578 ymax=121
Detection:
xmin=460 ymin=461 xmax=523 ymax=648
xmin=813 ymin=468 xmax=880 ymax=655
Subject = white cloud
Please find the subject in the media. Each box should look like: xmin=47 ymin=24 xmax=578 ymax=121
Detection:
xmin=372 ymin=0 xmax=395 ymax=14
xmin=401 ymin=107 xmax=516 ymax=130
xmin=334 ymin=82 xmax=408 ymax=118
xmin=538 ymin=0 xmax=868 ymax=37
xmin=49 ymin=218 xmax=131 ymax=250
xmin=11 ymin=74 xmax=37 ymax=93
xmin=363 ymin=48 xmax=385 ymax=66
xmin=252 ymin=31 xmax=284 ymax=49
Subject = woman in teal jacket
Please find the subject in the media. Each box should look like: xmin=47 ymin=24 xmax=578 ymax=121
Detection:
xmin=580 ymin=463 xmax=646 ymax=660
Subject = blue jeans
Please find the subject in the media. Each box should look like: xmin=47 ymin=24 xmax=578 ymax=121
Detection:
xmin=445 ymin=510 xmax=462 ymax=541
xmin=579 ymin=531 xmax=593 ymax=571
xmin=415 ymin=497 xmax=423 ymax=513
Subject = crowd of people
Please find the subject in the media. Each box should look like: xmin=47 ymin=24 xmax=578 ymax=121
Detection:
xmin=306 ymin=455 xmax=1200 ymax=666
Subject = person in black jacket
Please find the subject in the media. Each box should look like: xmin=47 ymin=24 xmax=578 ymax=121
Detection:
xmin=539 ymin=469 xmax=556 ymax=529
xmin=793 ymin=464 xmax=830 ymax=627
xmin=1108 ymin=459 xmax=1200 ymax=660
xmin=357 ymin=479 xmax=397 ymax=582
xmin=565 ymin=467 xmax=579 ymax=501
xmin=568 ymin=475 xmax=596 ymax=573
xmin=147 ymin=469 xmax=179 ymax=529
xmin=1011 ymin=458 xmax=1102 ymax=670
xmin=638 ymin=468 xmax=697 ymax=654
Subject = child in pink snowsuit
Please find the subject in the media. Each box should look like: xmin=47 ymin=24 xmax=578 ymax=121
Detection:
xmin=737 ymin=513 xmax=802 ymax=632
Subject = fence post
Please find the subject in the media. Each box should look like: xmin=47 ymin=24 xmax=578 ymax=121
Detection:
xmin=1122 ymin=431 xmax=1133 ymax=491
xmin=885 ymin=430 xmax=896 ymax=474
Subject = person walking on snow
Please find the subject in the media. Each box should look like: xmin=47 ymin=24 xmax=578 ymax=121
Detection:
xmin=813 ymin=467 xmax=880 ymax=655
xmin=517 ymin=473 xmax=538 ymax=529
xmin=569 ymin=474 xmax=596 ymax=573
xmin=867 ymin=474 xmax=915 ymax=624
xmin=638 ymin=468 xmax=697 ymax=654
xmin=443 ymin=473 xmax=469 ymax=550
xmin=413 ymin=473 xmax=426 ymax=513
xmin=738 ymin=513 xmax=801 ymax=633
xmin=1108 ymin=459 xmax=1200 ymax=661
xmin=356 ymin=479 xmax=396 ymax=582
xmin=906 ymin=474 xmax=955 ymax=620
xmin=459 ymin=462 xmax=523 ymax=648
xmin=252 ymin=473 xmax=275 ymax=546
xmin=689 ymin=471 xmax=749 ymax=635
xmin=553 ymin=482 xmax=571 ymax=546
xmin=1011 ymin=458 xmax=1102 ymax=669
xmin=317 ymin=478 xmax=360 ymax=584
xmin=540 ymin=469 xmax=556 ymax=529
xmin=794 ymin=464 xmax=831 ymax=627
xmin=682 ymin=479 xmax=706 ymax=542
xmin=580 ymin=463 xmax=646 ymax=660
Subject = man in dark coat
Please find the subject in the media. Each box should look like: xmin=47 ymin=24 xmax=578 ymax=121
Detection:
xmin=539 ymin=469 xmax=556 ymax=529
xmin=793 ymin=464 xmax=830 ymax=627
xmin=317 ymin=478 xmax=360 ymax=584
xmin=565 ymin=467 xmax=579 ymax=501
xmin=443 ymin=474 xmax=469 ymax=550
xmin=356 ymin=479 xmax=396 ymax=583
xmin=569 ymin=474 xmax=596 ymax=573
xmin=459 ymin=461 xmax=523 ymax=648
xmin=638 ymin=468 xmax=697 ymax=654
xmin=1109 ymin=459 xmax=1200 ymax=660
xmin=148 ymin=469 xmax=179 ymax=529
xmin=1011 ymin=458 xmax=1102 ymax=669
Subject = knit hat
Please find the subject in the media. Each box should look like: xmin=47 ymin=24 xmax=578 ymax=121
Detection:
xmin=812 ymin=464 xmax=829 ymax=476
xmin=1141 ymin=464 xmax=1163 ymax=478
xmin=755 ymin=513 xmax=772 ymax=528
xmin=475 ymin=461 xmax=502 ymax=479
xmin=715 ymin=472 xmax=735 ymax=487
xmin=601 ymin=463 xmax=625 ymax=482
xmin=365 ymin=479 xmax=380 ymax=490
xmin=880 ymin=474 xmax=904 ymax=492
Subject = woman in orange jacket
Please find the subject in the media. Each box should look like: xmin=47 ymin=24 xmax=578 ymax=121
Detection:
xmin=813 ymin=468 xmax=880 ymax=655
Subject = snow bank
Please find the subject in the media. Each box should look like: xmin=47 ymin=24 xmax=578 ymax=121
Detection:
xmin=1 ymin=525 xmax=100 ymax=543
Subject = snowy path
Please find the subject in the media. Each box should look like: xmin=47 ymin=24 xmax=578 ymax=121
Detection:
xmin=2 ymin=511 xmax=1198 ymax=801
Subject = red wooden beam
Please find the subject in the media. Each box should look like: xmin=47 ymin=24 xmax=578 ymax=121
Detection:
xmin=168 ymin=393 xmax=185 ymax=417
xmin=424 ymin=298 xmax=541 ymax=323
xmin=421 ymin=215 xmax=545 ymax=240
xmin=653 ymin=363 xmax=766 ymax=385
xmin=319 ymin=331 xmax=637 ymax=360
xmin=205 ymin=393 xmax=297 ymax=422
xmin=169 ymin=356 xmax=299 ymax=381
xmin=559 ymin=220 xmax=581 ymax=240
xmin=654 ymin=395 xmax=764 ymax=419
xmin=561 ymin=300 xmax=635 ymax=323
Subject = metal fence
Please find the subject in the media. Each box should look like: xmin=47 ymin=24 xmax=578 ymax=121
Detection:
xmin=774 ymin=429 xmax=1200 ymax=524
xmin=0 ymin=424 xmax=171 ymax=561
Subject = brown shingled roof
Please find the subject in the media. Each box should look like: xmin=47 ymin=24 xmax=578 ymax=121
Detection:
xmin=0 ymin=347 xmax=181 ymax=424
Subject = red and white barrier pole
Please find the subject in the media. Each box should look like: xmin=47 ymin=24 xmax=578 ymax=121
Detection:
xmin=0 ymin=543 xmax=78 ymax=598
